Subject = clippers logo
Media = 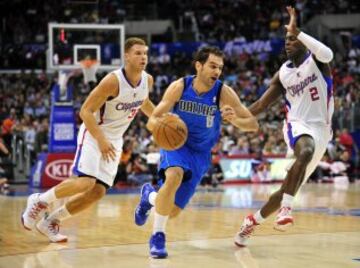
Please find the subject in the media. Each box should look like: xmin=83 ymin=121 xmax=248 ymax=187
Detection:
xmin=115 ymin=100 xmax=144 ymax=112
xmin=45 ymin=159 xmax=73 ymax=181
xmin=287 ymin=73 xmax=318 ymax=97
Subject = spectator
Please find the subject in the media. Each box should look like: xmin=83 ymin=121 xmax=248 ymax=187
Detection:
xmin=1 ymin=109 xmax=16 ymax=149
xmin=0 ymin=137 xmax=12 ymax=182
xmin=127 ymin=154 xmax=152 ymax=186
xmin=339 ymin=150 xmax=355 ymax=183
xmin=338 ymin=128 xmax=354 ymax=156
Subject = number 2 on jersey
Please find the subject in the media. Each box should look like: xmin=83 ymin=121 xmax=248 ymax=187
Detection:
xmin=309 ymin=87 xmax=320 ymax=101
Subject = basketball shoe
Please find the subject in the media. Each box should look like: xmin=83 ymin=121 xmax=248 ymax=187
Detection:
xmin=274 ymin=207 xmax=294 ymax=231
xmin=234 ymin=214 xmax=259 ymax=247
xmin=36 ymin=217 xmax=68 ymax=243
xmin=21 ymin=193 xmax=48 ymax=230
xmin=149 ymin=232 xmax=168 ymax=258
xmin=135 ymin=183 xmax=155 ymax=226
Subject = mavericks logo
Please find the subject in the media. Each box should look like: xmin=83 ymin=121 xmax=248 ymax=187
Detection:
xmin=178 ymin=100 xmax=217 ymax=116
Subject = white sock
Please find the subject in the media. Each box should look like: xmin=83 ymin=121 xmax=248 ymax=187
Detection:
xmin=153 ymin=211 xmax=168 ymax=234
xmin=39 ymin=188 xmax=57 ymax=204
xmin=46 ymin=205 xmax=72 ymax=222
xmin=281 ymin=193 xmax=294 ymax=208
xmin=149 ymin=192 xmax=157 ymax=206
xmin=253 ymin=210 xmax=265 ymax=224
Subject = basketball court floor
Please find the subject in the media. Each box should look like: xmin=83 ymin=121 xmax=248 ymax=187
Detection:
xmin=0 ymin=182 xmax=359 ymax=268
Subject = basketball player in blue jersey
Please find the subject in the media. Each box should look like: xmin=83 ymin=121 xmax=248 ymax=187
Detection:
xmin=234 ymin=6 xmax=334 ymax=247
xmin=134 ymin=46 xmax=259 ymax=258
xmin=21 ymin=38 xmax=155 ymax=242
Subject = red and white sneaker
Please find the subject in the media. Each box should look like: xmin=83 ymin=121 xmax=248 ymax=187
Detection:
xmin=274 ymin=207 xmax=294 ymax=231
xmin=234 ymin=214 xmax=259 ymax=247
xmin=36 ymin=218 xmax=68 ymax=243
xmin=21 ymin=193 xmax=48 ymax=231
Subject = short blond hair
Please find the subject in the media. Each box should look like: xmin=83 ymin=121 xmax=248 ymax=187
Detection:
xmin=125 ymin=37 xmax=146 ymax=52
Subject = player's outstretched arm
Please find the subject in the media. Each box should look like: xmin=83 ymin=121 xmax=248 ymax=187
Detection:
xmin=80 ymin=73 xmax=118 ymax=162
xmin=140 ymin=75 xmax=155 ymax=117
xmin=141 ymin=98 xmax=155 ymax=118
xmin=146 ymin=79 xmax=183 ymax=132
xmin=248 ymin=72 xmax=284 ymax=116
xmin=220 ymin=85 xmax=259 ymax=132
xmin=285 ymin=6 xmax=333 ymax=64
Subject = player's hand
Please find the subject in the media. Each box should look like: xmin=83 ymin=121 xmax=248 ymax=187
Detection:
xmin=221 ymin=105 xmax=236 ymax=122
xmin=97 ymin=139 xmax=116 ymax=162
xmin=147 ymin=113 xmax=179 ymax=132
xmin=161 ymin=112 xmax=179 ymax=119
xmin=146 ymin=117 xmax=156 ymax=132
xmin=284 ymin=6 xmax=300 ymax=36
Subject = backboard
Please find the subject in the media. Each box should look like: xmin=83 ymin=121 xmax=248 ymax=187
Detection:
xmin=47 ymin=23 xmax=125 ymax=71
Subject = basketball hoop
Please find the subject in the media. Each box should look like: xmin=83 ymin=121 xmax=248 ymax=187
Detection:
xmin=79 ymin=59 xmax=99 ymax=84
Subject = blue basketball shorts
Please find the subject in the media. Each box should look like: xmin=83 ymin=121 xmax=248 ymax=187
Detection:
xmin=158 ymin=145 xmax=211 ymax=209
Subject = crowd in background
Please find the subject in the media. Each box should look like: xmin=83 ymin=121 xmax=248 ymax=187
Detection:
xmin=2 ymin=0 xmax=360 ymax=68
xmin=0 ymin=44 xmax=359 ymax=184
xmin=0 ymin=1 xmax=359 ymax=185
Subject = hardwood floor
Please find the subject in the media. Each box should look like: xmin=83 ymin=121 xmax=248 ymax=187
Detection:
xmin=0 ymin=182 xmax=359 ymax=267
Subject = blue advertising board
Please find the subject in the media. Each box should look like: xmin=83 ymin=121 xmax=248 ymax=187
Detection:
xmin=48 ymin=84 xmax=77 ymax=153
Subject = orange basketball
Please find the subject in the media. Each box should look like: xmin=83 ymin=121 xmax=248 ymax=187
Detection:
xmin=152 ymin=114 xmax=188 ymax=150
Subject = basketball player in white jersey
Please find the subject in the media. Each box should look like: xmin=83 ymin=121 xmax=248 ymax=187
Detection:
xmin=234 ymin=6 xmax=334 ymax=246
xmin=21 ymin=37 xmax=155 ymax=242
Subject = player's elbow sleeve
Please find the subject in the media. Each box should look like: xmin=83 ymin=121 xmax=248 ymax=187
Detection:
xmin=315 ymin=47 xmax=333 ymax=63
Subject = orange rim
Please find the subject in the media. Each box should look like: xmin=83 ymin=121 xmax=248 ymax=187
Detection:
xmin=80 ymin=59 xmax=98 ymax=68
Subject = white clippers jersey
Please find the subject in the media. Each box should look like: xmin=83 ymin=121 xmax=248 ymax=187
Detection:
xmin=87 ymin=68 xmax=149 ymax=140
xmin=279 ymin=53 xmax=334 ymax=126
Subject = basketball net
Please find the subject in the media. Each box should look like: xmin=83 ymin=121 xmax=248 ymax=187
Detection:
xmin=80 ymin=59 xmax=99 ymax=84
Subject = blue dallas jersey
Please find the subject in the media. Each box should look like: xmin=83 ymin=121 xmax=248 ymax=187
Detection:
xmin=172 ymin=75 xmax=222 ymax=152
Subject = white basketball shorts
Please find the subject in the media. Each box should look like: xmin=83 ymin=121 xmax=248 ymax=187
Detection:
xmin=283 ymin=120 xmax=333 ymax=184
xmin=71 ymin=125 xmax=123 ymax=187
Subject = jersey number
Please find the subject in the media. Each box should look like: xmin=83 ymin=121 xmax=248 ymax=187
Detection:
xmin=128 ymin=108 xmax=138 ymax=119
xmin=309 ymin=87 xmax=320 ymax=101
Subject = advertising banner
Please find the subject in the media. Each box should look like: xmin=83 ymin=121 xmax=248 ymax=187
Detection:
xmin=151 ymin=38 xmax=285 ymax=58
xmin=29 ymin=153 xmax=75 ymax=188
xmin=219 ymin=157 xmax=293 ymax=182
xmin=48 ymin=83 xmax=77 ymax=153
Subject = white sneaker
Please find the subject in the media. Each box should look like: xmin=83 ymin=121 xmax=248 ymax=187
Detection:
xmin=21 ymin=193 xmax=48 ymax=230
xmin=274 ymin=207 xmax=294 ymax=231
xmin=234 ymin=214 xmax=259 ymax=247
xmin=36 ymin=218 xmax=68 ymax=243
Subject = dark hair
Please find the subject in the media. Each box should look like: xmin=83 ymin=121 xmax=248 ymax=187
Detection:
xmin=193 ymin=46 xmax=225 ymax=65
xmin=125 ymin=37 xmax=146 ymax=52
